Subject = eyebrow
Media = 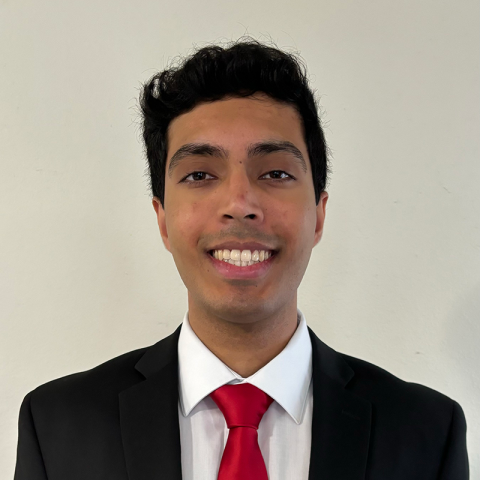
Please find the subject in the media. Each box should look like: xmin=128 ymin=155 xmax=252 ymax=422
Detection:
xmin=167 ymin=140 xmax=308 ymax=177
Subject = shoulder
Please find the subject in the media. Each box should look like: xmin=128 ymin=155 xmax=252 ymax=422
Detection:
xmin=340 ymin=352 xmax=465 ymax=437
xmin=335 ymin=352 xmax=469 ymax=474
xmin=25 ymin=346 xmax=148 ymax=418
xmin=22 ymin=324 xmax=182 ymax=423
xmin=342 ymin=352 xmax=453 ymax=404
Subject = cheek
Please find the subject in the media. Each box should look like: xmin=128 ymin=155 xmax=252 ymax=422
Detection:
xmin=167 ymin=201 xmax=204 ymax=255
xmin=275 ymin=200 xmax=315 ymax=236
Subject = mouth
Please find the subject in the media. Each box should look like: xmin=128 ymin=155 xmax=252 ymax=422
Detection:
xmin=207 ymin=247 xmax=278 ymax=280
xmin=208 ymin=248 xmax=277 ymax=267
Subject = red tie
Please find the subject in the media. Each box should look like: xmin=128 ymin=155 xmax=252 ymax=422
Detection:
xmin=210 ymin=383 xmax=274 ymax=480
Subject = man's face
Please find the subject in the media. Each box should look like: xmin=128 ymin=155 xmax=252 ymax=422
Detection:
xmin=153 ymin=93 xmax=328 ymax=323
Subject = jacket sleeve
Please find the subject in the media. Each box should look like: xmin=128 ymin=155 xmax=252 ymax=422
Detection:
xmin=14 ymin=391 xmax=49 ymax=480
xmin=438 ymin=400 xmax=469 ymax=480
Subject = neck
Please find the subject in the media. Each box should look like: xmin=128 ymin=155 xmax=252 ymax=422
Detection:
xmin=187 ymin=295 xmax=299 ymax=378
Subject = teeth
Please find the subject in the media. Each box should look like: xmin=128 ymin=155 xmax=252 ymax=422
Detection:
xmin=211 ymin=249 xmax=274 ymax=267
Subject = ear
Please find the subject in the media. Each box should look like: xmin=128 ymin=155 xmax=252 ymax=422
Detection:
xmin=152 ymin=196 xmax=171 ymax=253
xmin=313 ymin=191 xmax=328 ymax=248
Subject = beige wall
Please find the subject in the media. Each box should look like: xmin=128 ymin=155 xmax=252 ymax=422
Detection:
xmin=1 ymin=0 xmax=479 ymax=476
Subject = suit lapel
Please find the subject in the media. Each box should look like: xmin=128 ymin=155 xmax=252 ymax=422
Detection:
xmin=307 ymin=327 xmax=372 ymax=480
xmin=119 ymin=325 xmax=183 ymax=480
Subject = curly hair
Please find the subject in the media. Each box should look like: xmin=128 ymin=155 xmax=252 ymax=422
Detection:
xmin=140 ymin=38 xmax=330 ymax=207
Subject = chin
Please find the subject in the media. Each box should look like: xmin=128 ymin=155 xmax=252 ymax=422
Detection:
xmin=203 ymin=295 xmax=279 ymax=324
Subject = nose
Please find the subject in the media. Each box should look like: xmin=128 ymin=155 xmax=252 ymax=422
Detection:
xmin=220 ymin=170 xmax=264 ymax=224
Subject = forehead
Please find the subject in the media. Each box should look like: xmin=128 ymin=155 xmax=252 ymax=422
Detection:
xmin=166 ymin=93 xmax=306 ymax=157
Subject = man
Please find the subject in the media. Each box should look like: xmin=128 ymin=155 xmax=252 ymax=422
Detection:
xmin=14 ymin=39 xmax=469 ymax=479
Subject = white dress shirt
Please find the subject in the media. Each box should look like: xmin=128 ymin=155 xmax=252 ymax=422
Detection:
xmin=177 ymin=309 xmax=313 ymax=480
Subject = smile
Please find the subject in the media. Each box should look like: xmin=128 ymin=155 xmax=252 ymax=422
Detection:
xmin=209 ymin=249 xmax=274 ymax=267
xmin=207 ymin=248 xmax=277 ymax=280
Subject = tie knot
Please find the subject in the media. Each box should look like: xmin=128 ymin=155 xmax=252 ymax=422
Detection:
xmin=210 ymin=383 xmax=274 ymax=429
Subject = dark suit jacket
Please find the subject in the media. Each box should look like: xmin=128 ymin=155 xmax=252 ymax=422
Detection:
xmin=14 ymin=324 xmax=469 ymax=479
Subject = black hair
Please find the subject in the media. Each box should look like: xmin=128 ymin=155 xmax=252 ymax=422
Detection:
xmin=140 ymin=37 xmax=330 ymax=207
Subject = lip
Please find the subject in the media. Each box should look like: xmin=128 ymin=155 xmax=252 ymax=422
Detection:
xmin=207 ymin=250 xmax=276 ymax=280
xmin=207 ymin=242 xmax=276 ymax=253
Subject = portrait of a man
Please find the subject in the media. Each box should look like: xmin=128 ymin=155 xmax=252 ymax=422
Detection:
xmin=12 ymin=39 xmax=470 ymax=479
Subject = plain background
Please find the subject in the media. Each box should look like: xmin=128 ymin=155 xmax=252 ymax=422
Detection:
xmin=1 ymin=0 xmax=479 ymax=477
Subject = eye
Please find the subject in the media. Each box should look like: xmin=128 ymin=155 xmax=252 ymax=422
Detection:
xmin=181 ymin=171 xmax=215 ymax=183
xmin=261 ymin=170 xmax=295 ymax=181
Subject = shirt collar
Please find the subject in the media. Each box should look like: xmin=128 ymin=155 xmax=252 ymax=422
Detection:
xmin=177 ymin=309 xmax=312 ymax=425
